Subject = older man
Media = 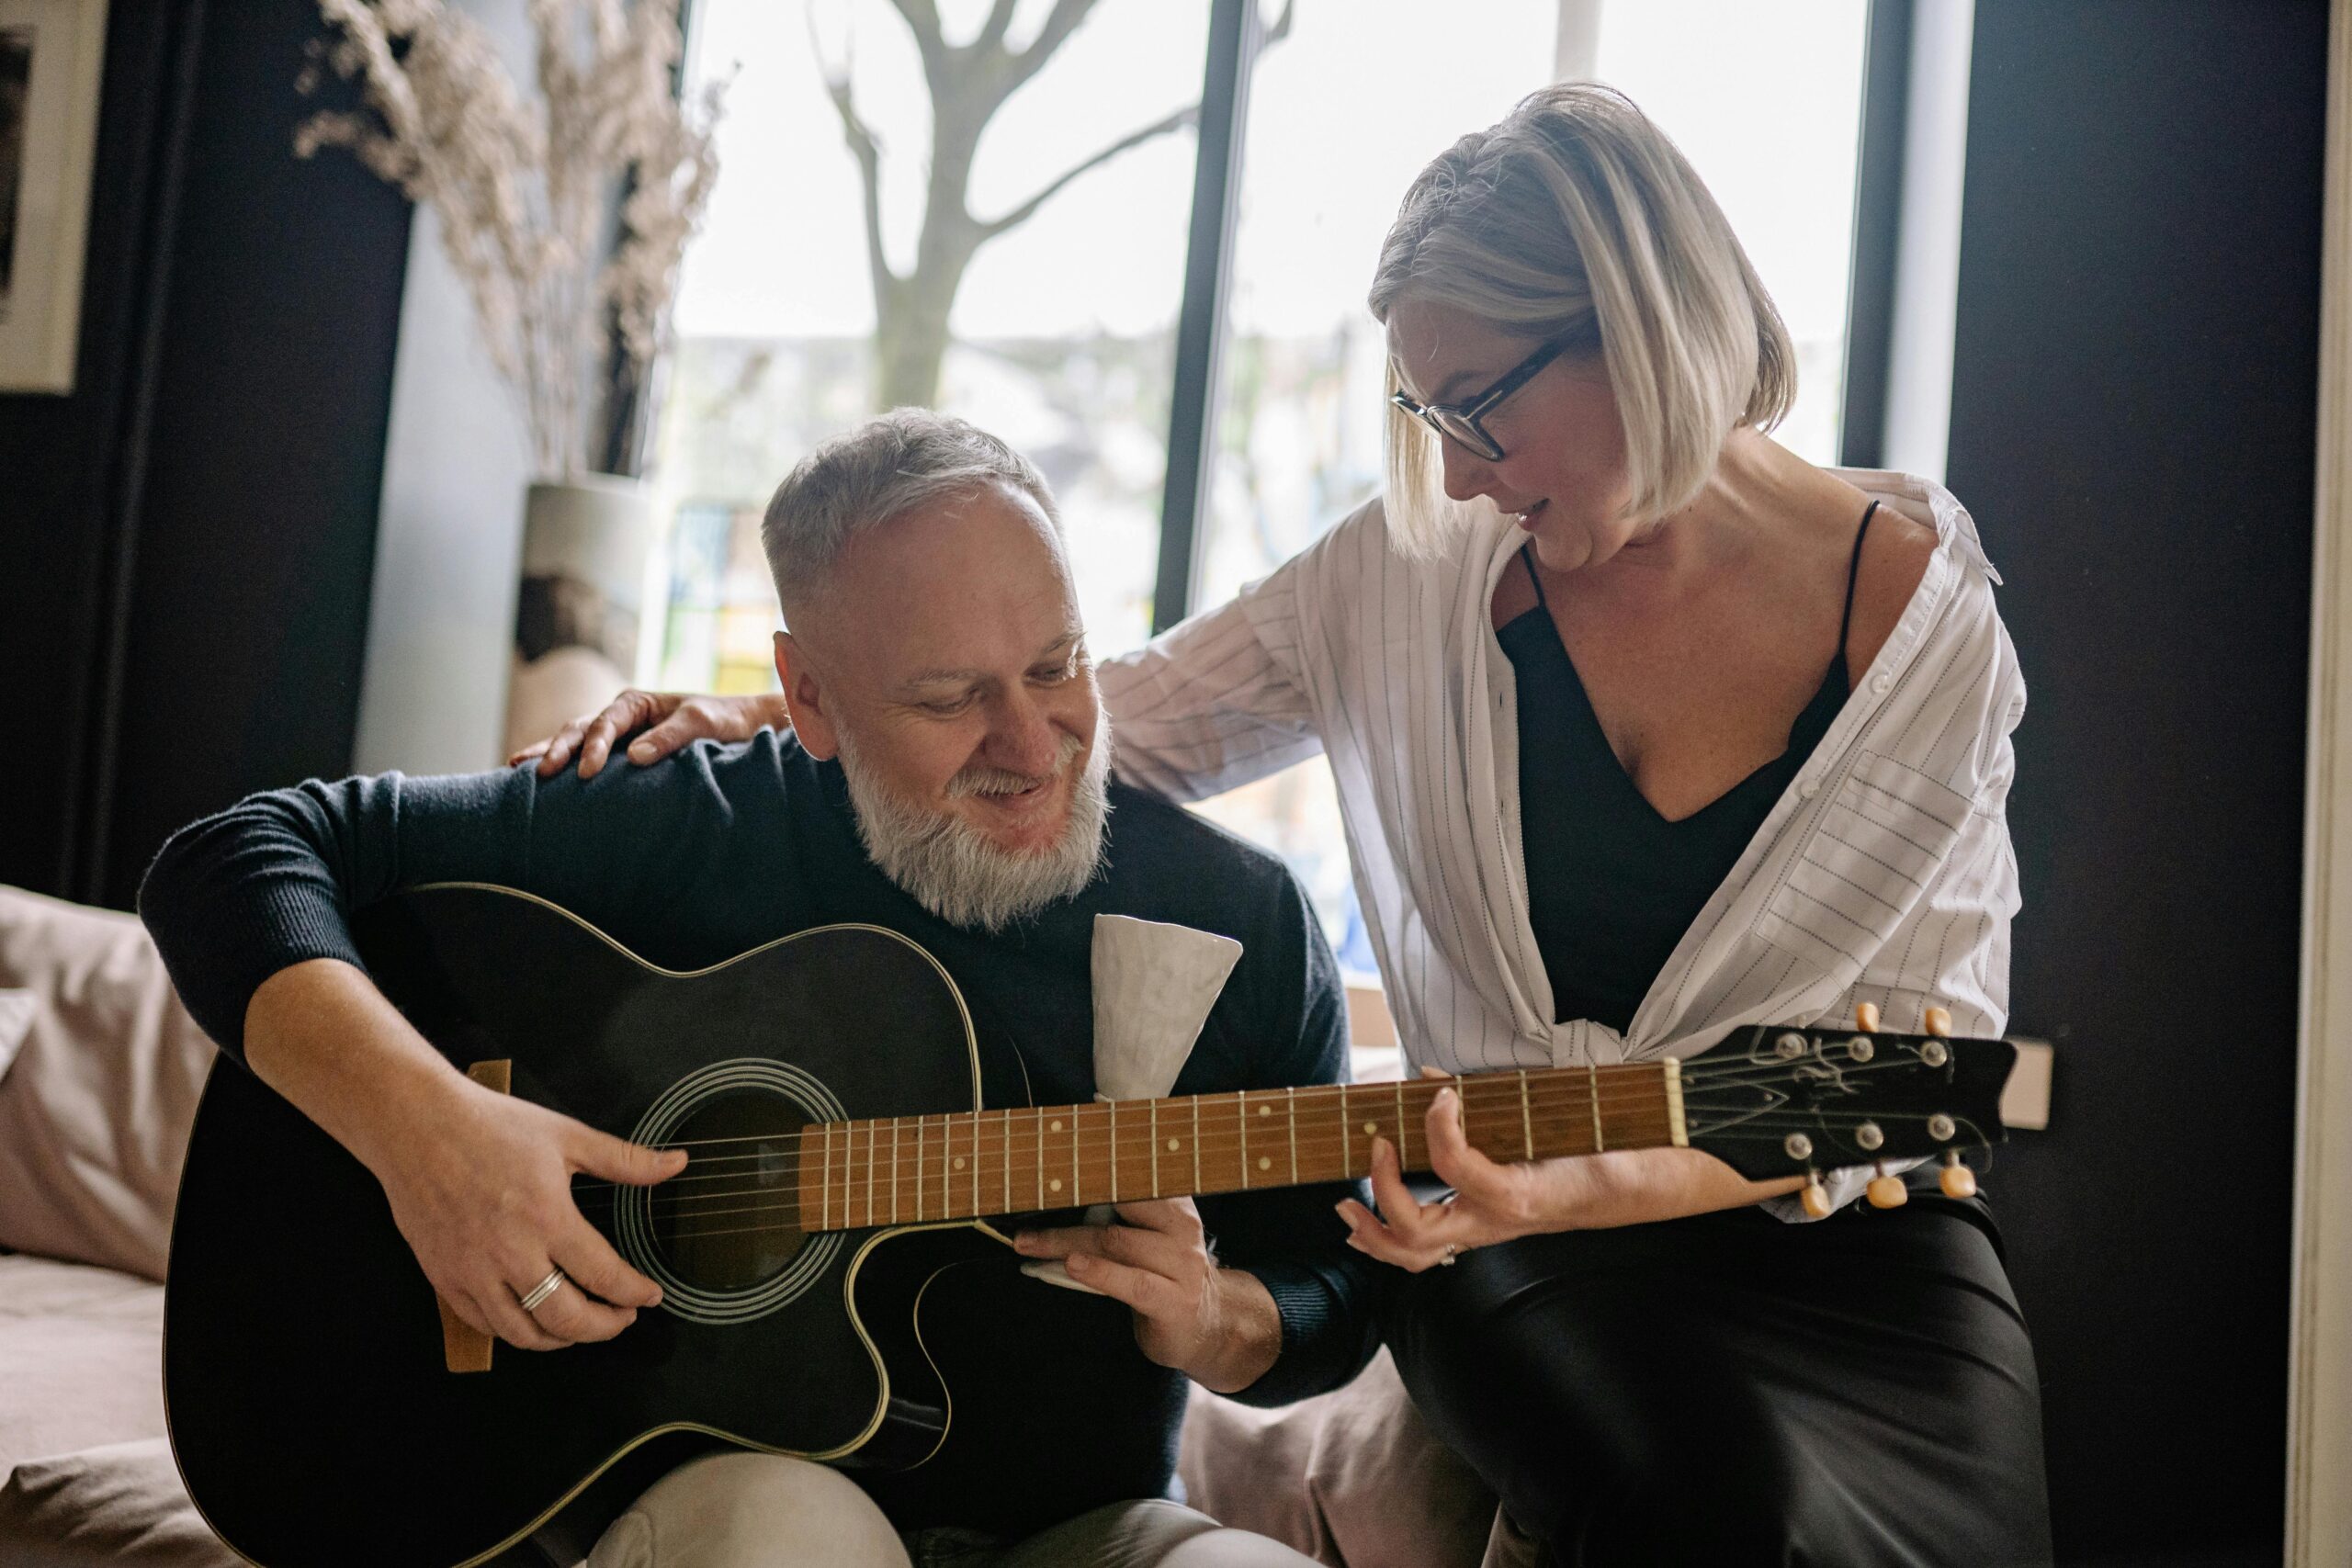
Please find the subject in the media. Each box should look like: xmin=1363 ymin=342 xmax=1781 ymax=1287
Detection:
xmin=139 ymin=412 xmax=1374 ymax=1568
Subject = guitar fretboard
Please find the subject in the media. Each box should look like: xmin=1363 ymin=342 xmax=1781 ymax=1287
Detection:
xmin=795 ymin=1062 xmax=1685 ymax=1231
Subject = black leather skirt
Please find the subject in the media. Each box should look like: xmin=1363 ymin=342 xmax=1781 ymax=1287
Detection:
xmin=1380 ymin=1195 xmax=2052 ymax=1567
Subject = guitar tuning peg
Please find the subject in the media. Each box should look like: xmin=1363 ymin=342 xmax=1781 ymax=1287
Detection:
xmin=1853 ymin=1001 xmax=1880 ymax=1033
xmin=1801 ymin=1177 xmax=1834 ymax=1219
xmin=1923 ymin=1006 xmax=1952 ymax=1037
xmin=1866 ymin=1163 xmax=1908 ymax=1209
xmin=1939 ymin=1149 xmax=1978 ymax=1200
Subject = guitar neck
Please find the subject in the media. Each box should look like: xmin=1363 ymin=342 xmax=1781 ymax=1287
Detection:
xmin=795 ymin=1063 xmax=1687 ymax=1232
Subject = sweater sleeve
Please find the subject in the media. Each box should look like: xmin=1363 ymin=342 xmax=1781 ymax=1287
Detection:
xmin=1192 ymin=869 xmax=1384 ymax=1406
xmin=137 ymin=752 xmax=742 ymax=1066
xmin=1098 ymin=575 xmax=1326 ymax=806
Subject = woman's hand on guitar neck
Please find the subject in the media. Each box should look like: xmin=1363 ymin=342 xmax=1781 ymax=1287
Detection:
xmin=1333 ymin=1067 xmax=1806 ymax=1270
xmin=510 ymin=689 xmax=790 ymax=780
xmin=244 ymin=958 xmax=688 ymax=1353
xmin=1012 ymin=1199 xmax=1283 ymax=1394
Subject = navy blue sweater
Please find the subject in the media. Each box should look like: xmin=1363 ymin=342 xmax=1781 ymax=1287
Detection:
xmin=139 ymin=732 xmax=1380 ymax=1535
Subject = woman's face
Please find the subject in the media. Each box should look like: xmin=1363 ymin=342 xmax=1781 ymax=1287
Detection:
xmin=1385 ymin=296 xmax=1640 ymax=575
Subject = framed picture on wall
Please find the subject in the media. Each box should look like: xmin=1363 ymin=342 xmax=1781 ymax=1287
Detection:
xmin=0 ymin=0 xmax=106 ymax=395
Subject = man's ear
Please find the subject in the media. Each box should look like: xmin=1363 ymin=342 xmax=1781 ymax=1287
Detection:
xmin=775 ymin=630 xmax=842 ymax=760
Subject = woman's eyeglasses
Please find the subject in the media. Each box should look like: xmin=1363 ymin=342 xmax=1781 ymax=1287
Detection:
xmin=1389 ymin=336 xmax=1571 ymax=463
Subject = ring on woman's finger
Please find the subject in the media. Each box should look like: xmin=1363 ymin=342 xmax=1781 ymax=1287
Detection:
xmin=517 ymin=1266 xmax=568 ymax=1314
xmin=1438 ymin=1244 xmax=1461 ymax=1267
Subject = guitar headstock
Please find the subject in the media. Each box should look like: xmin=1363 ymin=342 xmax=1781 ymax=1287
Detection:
xmin=1677 ymin=1008 xmax=2015 ymax=1205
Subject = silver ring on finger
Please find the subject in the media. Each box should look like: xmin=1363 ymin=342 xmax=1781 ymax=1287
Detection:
xmin=1438 ymin=1244 xmax=1461 ymax=1267
xmin=518 ymin=1266 xmax=568 ymax=1314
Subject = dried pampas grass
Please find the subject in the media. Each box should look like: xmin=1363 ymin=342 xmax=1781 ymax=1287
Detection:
xmin=297 ymin=0 xmax=723 ymax=478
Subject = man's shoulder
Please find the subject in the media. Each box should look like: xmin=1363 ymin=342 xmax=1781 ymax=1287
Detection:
xmin=1099 ymin=783 xmax=1311 ymax=939
xmin=584 ymin=727 xmax=816 ymax=796
xmin=1105 ymin=781 xmax=1287 ymax=874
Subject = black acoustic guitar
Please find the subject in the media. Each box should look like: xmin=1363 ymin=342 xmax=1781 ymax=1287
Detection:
xmin=164 ymin=883 xmax=2019 ymax=1567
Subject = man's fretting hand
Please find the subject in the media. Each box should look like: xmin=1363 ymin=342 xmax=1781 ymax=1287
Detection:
xmin=1012 ymin=1199 xmax=1282 ymax=1393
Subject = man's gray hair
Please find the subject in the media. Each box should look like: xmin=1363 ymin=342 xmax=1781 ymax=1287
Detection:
xmin=761 ymin=409 xmax=1059 ymax=623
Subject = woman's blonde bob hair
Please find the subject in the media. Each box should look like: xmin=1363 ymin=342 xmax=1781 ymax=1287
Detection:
xmin=1368 ymin=83 xmax=1794 ymax=555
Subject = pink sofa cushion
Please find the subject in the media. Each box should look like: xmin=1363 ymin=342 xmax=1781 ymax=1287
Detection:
xmin=0 ymin=886 xmax=216 ymax=1282
xmin=0 ymin=1256 xmax=169 ymax=1479
xmin=0 ymin=1439 xmax=239 ymax=1568
xmin=1179 ymin=1348 xmax=1498 ymax=1568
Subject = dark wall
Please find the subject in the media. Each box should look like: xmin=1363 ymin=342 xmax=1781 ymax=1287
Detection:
xmin=0 ymin=0 xmax=409 ymax=909
xmin=1946 ymin=4 xmax=2324 ymax=1563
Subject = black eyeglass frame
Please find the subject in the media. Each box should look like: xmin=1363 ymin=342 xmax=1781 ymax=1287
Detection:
xmin=1389 ymin=336 xmax=1573 ymax=463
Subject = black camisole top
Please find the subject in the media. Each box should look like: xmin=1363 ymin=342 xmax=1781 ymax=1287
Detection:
xmin=1498 ymin=501 xmax=1879 ymax=1032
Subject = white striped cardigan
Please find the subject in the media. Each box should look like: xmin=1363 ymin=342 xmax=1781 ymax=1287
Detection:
xmin=1100 ymin=471 xmax=2025 ymax=1218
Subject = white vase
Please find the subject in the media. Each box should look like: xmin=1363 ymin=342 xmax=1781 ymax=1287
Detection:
xmin=501 ymin=476 xmax=654 ymax=761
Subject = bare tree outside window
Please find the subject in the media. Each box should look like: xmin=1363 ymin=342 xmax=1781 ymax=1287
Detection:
xmin=814 ymin=0 xmax=1286 ymax=411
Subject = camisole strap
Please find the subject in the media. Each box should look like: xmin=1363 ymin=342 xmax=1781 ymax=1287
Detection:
xmin=1519 ymin=498 xmax=1878 ymax=654
xmin=1836 ymin=499 xmax=1881 ymax=656
xmin=1519 ymin=542 xmax=1548 ymax=611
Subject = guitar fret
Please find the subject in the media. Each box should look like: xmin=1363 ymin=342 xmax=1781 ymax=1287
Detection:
xmin=1035 ymin=1107 xmax=1046 ymax=1210
xmin=1149 ymin=1099 xmax=1161 ymax=1199
xmin=1394 ymin=1081 xmax=1407 ymax=1168
xmin=1070 ymin=1105 xmax=1080 ymax=1204
xmin=1238 ymin=1091 xmax=1250 ymax=1189
xmin=821 ymin=1123 xmax=832 ymax=1231
xmin=915 ymin=1115 xmax=926 ymax=1222
xmin=1287 ymin=1086 xmax=1298 ymax=1184
xmin=971 ymin=1109 xmax=981 ymax=1221
xmin=891 ymin=1117 xmax=901 ymax=1224
xmin=865 ymin=1119 xmax=876 ymax=1228
xmin=1110 ymin=1100 xmax=1120 ymax=1203
xmin=1520 ymin=1070 xmax=1533 ymax=1161
xmin=1193 ymin=1097 xmax=1202 ymax=1194
xmin=1588 ymin=1064 xmax=1604 ymax=1154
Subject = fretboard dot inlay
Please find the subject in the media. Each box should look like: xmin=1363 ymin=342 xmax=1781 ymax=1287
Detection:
xmin=1167 ymin=1138 xmax=1181 ymax=1151
xmin=1363 ymin=1122 xmax=1377 ymax=1135
xmin=952 ymin=1157 xmax=965 ymax=1170
xmin=1049 ymin=1120 xmax=1063 ymax=1134
xmin=1049 ymin=1179 xmax=1063 ymax=1193
xmin=1258 ymin=1105 xmax=1271 ymax=1116
xmin=1258 ymin=1156 xmax=1272 ymax=1170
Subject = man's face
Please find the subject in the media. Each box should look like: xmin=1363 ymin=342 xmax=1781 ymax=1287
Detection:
xmin=777 ymin=482 xmax=1108 ymax=926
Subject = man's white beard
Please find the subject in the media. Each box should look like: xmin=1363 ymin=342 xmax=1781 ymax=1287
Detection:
xmin=836 ymin=714 xmax=1112 ymax=934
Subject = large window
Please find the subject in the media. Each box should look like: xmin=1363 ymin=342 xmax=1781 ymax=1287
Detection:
xmin=648 ymin=1 xmax=1875 ymax=973
xmin=650 ymin=0 xmax=1211 ymax=693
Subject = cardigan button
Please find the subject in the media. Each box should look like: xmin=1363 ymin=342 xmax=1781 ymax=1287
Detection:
xmin=1871 ymin=672 xmax=1894 ymax=694
xmin=1799 ymin=777 xmax=1822 ymax=800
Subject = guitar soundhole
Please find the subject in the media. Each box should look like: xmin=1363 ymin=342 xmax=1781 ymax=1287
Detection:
xmin=649 ymin=1090 xmax=808 ymax=1292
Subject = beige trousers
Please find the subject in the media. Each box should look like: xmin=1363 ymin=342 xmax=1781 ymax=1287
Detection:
xmin=586 ymin=1451 xmax=1318 ymax=1568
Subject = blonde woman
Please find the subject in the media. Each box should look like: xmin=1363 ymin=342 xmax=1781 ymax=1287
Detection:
xmin=527 ymin=85 xmax=2051 ymax=1562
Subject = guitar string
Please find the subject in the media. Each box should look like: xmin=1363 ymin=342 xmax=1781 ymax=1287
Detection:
xmin=560 ymin=1077 xmax=1840 ymax=1201
xmin=564 ymin=1105 xmax=1975 ymax=1232
xmin=560 ymin=1048 xmax=1935 ymax=1180
xmin=560 ymin=1051 xmax=1942 ymax=1201
xmin=563 ymin=1094 xmax=1948 ymax=1214
xmin=557 ymin=1058 xmax=1948 ymax=1213
xmin=548 ymin=1041 xmax=1937 ymax=1158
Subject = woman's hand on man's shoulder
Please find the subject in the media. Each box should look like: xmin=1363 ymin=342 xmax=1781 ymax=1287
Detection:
xmin=508 ymin=690 xmax=792 ymax=779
